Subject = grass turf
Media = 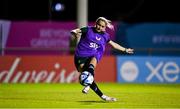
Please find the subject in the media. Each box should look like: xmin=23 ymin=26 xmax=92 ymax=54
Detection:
xmin=0 ymin=83 xmax=180 ymax=108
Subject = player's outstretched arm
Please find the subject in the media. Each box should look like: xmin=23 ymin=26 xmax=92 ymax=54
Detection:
xmin=108 ymin=40 xmax=134 ymax=54
xmin=70 ymin=28 xmax=82 ymax=39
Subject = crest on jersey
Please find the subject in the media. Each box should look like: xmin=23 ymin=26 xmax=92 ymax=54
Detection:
xmin=96 ymin=36 xmax=101 ymax=41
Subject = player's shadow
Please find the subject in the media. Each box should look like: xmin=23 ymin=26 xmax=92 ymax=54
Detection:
xmin=77 ymin=100 xmax=107 ymax=104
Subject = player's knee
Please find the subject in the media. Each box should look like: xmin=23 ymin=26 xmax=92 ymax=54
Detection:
xmin=78 ymin=64 xmax=84 ymax=73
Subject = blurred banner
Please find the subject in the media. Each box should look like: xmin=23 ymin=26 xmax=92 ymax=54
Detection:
xmin=115 ymin=22 xmax=180 ymax=55
xmin=0 ymin=55 xmax=116 ymax=83
xmin=1 ymin=21 xmax=77 ymax=55
xmin=117 ymin=56 xmax=180 ymax=83
xmin=95 ymin=56 xmax=116 ymax=82
xmin=1 ymin=20 xmax=117 ymax=55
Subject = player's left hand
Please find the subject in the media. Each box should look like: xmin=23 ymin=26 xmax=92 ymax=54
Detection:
xmin=125 ymin=48 xmax=134 ymax=54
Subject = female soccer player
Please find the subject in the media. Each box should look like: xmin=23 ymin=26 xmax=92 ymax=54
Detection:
xmin=71 ymin=17 xmax=134 ymax=101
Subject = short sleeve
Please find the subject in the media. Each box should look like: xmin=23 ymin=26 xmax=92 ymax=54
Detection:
xmin=80 ymin=27 xmax=88 ymax=33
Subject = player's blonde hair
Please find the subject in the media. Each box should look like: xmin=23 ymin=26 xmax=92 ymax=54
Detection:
xmin=95 ymin=17 xmax=114 ymax=30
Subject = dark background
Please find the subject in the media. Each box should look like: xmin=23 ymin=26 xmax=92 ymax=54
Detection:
xmin=1 ymin=0 xmax=180 ymax=22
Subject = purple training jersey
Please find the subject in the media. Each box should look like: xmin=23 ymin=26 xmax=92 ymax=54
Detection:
xmin=75 ymin=26 xmax=110 ymax=62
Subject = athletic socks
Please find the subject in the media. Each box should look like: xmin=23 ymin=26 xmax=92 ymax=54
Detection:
xmin=83 ymin=64 xmax=103 ymax=97
xmin=90 ymin=81 xmax=103 ymax=97
xmin=87 ymin=64 xmax=95 ymax=76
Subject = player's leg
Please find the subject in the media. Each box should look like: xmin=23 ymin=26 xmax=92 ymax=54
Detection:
xmin=82 ymin=85 xmax=90 ymax=94
xmin=86 ymin=57 xmax=117 ymax=101
xmin=90 ymin=81 xmax=116 ymax=101
xmin=74 ymin=56 xmax=117 ymax=101
xmin=74 ymin=56 xmax=92 ymax=94
xmin=78 ymin=63 xmax=91 ymax=94
xmin=81 ymin=57 xmax=96 ymax=94
xmin=86 ymin=57 xmax=97 ymax=76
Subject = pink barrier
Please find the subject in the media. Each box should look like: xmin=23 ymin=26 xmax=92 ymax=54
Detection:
xmin=5 ymin=21 xmax=77 ymax=55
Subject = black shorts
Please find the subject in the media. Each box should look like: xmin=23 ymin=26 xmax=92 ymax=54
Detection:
xmin=74 ymin=55 xmax=92 ymax=72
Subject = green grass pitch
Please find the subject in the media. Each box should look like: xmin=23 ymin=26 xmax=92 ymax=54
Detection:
xmin=0 ymin=83 xmax=180 ymax=108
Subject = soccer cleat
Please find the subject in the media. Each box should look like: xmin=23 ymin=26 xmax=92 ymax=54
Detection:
xmin=82 ymin=86 xmax=90 ymax=94
xmin=101 ymin=95 xmax=117 ymax=102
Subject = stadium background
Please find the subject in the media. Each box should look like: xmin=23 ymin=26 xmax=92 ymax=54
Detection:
xmin=1 ymin=0 xmax=180 ymax=108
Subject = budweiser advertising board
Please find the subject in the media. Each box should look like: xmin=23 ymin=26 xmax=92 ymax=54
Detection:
xmin=0 ymin=56 xmax=116 ymax=83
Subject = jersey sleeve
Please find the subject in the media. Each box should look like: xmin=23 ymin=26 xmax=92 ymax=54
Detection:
xmin=80 ymin=27 xmax=88 ymax=33
xmin=80 ymin=27 xmax=88 ymax=38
